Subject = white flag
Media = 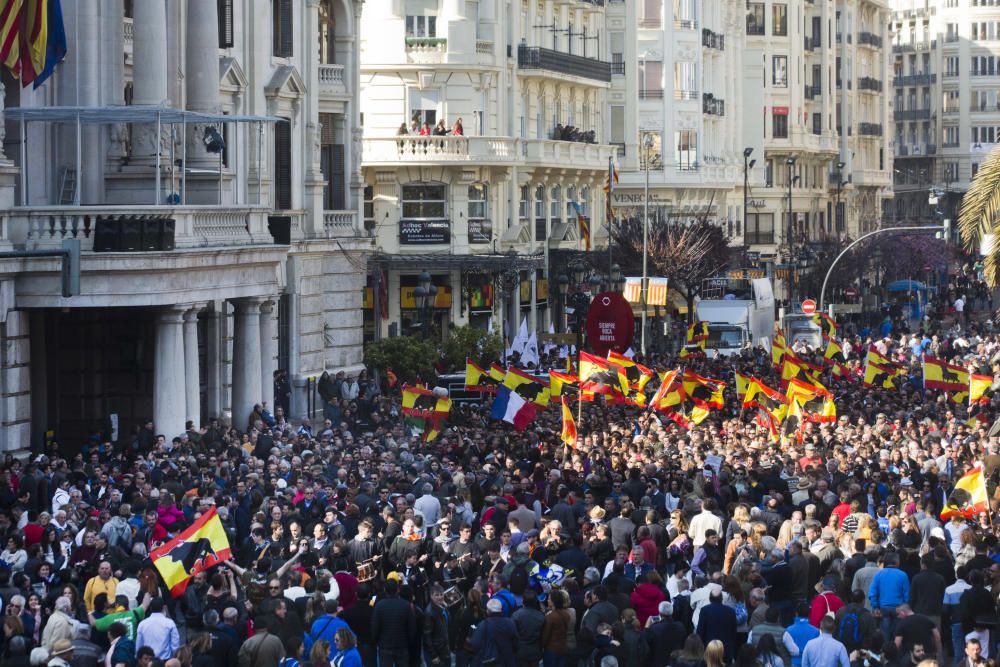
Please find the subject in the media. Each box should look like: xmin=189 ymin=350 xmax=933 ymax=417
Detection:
xmin=510 ymin=317 xmax=529 ymax=356
xmin=522 ymin=332 xmax=540 ymax=367
xmin=542 ymin=322 xmax=556 ymax=355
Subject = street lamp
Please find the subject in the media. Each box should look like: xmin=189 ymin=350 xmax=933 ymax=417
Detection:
xmin=610 ymin=263 xmax=625 ymax=292
xmin=641 ymin=133 xmax=655 ymax=355
xmin=415 ymin=270 xmax=437 ymax=335
xmin=559 ymin=260 xmax=606 ymax=355
xmin=743 ymin=147 xmax=755 ymax=266
xmin=786 ymin=156 xmax=798 ymax=304
xmin=835 ymin=161 xmax=845 ymax=235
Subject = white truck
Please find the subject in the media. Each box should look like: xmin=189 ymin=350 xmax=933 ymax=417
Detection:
xmin=782 ymin=312 xmax=824 ymax=350
xmin=695 ymin=278 xmax=775 ymax=357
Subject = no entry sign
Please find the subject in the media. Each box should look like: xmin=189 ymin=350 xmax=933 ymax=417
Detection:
xmin=800 ymin=299 xmax=817 ymax=315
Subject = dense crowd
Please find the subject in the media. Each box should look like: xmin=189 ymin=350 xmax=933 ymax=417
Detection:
xmin=1 ymin=271 xmax=1000 ymax=667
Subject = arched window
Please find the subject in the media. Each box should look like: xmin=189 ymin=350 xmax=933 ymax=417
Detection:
xmin=319 ymin=0 xmax=336 ymax=65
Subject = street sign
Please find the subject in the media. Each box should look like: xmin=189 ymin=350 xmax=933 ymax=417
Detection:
xmin=844 ymin=287 xmax=858 ymax=299
xmin=800 ymin=299 xmax=817 ymax=315
xmin=585 ymin=292 xmax=635 ymax=356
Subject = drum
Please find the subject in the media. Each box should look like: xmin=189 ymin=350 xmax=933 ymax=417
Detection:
xmin=442 ymin=586 xmax=463 ymax=608
xmin=357 ymin=559 xmax=377 ymax=582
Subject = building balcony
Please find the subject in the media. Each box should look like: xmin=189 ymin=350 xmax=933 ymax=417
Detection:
xmin=972 ymin=102 xmax=1000 ymax=112
xmin=522 ymin=139 xmax=618 ymax=171
xmin=11 ymin=205 xmax=283 ymax=252
xmin=322 ymin=210 xmax=362 ymax=239
xmin=858 ymin=32 xmax=883 ymax=48
xmin=894 ymin=108 xmax=931 ymax=121
xmin=702 ymin=94 xmax=725 ymax=116
xmin=702 ymin=29 xmax=725 ymax=50
xmin=853 ymin=169 xmax=892 ymax=186
xmin=517 ymin=45 xmax=611 ymax=83
xmin=123 ymin=17 xmax=133 ymax=60
xmin=318 ymin=64 xmax=347 ymax=97
xmin=405 ymin=37 xmax=447 ymax=64
xmin=859 ymin=122 xmax=883 ymax=136
xmin=971 ymin=69 xmax=1000 ymax=77
xmin=362 ymin=136 xmax=519 ymax=166
xmin=894 ymin=142 xmax=936 ymax=157
xmin=611 ymin=55 xmax=625 ymax=75
xmin=893 ymin=73 xmax=935 ymax=86
xmin=858 ymin=77 xmax=883 ymax=92
xmin=892 ymin=39 xmax=935 ymax=52
xmin=639 ymin=89 xmax=665 ymax=100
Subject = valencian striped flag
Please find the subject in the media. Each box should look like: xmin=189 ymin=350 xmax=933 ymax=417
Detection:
xmin=0 ymin=0 xmax=66 ymax=88
xmin=940 ymin=466 xmax=989 ymax=520
xmin=151 ymin=508 xmax=232 ymax=596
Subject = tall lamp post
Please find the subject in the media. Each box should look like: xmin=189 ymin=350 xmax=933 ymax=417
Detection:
xmin=413 ymin=270 xmax=437 ymax=336
xmin=834 ymin=161 xmax=845 ymax=236
xmin=785 ymin=156 xmax=798 ymax=304
xmin=743 ymin=147 xmax=755 ymax=267
xmin=558 ymin=260 xmax=605 ymax=354
xmin=641 ymin=133 xmax=655 ymax=355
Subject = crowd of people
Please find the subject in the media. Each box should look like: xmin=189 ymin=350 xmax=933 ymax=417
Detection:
xmin=1 ymin=271 xmax=1000 ymax=667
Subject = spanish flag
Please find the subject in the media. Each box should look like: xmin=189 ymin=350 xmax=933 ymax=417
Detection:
xmin=489 ymin=362 xmax=507 ymax=383
xmin=402 ymin=385 xmax=452 ymax=441
xmin=824 ymin=338 xmax=845 ymax=364
xmin=151 ymin=508 xmax=232 ymax=596
xmin=866 ymin=346 xmax=896 ymax=369
xmin=465 ymin=359 xmax=499 ymax=394
xmin=687 ymin=321 xmax=709 ymax=344
xmin=940 ymin=466 xmax=990 ymax=520
xmin=560 ymin=396 xmax=578 ymax=447
xmin=923 ymin=356 xmax=969 ymax=392
xmin=772 ymin=331 xmax=787 ymax=370
xmin=679 ymin=344 xmax=706 ymax=359
xmin=831 ymin=360 xmax=854 ymax=381
xmin=812 ymin=312 xmax=838 ymax=339
xmin=503 ymin=367 xmax=550 ymax=407
xmin=970 ymin=374 xmax=994 ymax=406
xmin=549 ymin=370 xmax=578 ymax=397
xmin=757 ymin=407 xmax=781 ymax=442
xmin=735 ymin=372 xmax=751 ymax=402
xmin=650 ymin=371 xmax=685 ymax=412
xmin=682 ymin=370 xmax=725 ymax=411
xmin=863 ymin=360 xmax=898 ymax=389
xmin=786 ymin=378 xmax=836 ymax=423
xmin=580 ymin=351 xmax=623 ymax=397
xmin=608 ymin=350 xmax=654 ymax=392
xmin=744 ymin=378 xmax=788 ymax=412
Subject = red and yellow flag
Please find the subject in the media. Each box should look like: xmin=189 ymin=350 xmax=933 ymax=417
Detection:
xmin=682 ymin=370 xmax=725 ymax=410
xmin=970 ymin=374 xmax=994 ymax=406
xmin=151 ymin=508 xmax=232 ymax=596
xmin=549 ymin=370 xmax=578 ymax=397
xmin=940 ymin=466 xmax=990 ymax=520
xmin=923 ymin=356 xmax=969 ymax=392
xmin=560 ymin=396 xmax=577 ymax=447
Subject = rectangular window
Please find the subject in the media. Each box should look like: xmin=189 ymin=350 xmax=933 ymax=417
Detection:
xmin=772 ymin=56 xmax=788 ymax=87
xmin=773 ymin=4 xmax=788 ymax=36
xmin=409 ymin=88 xmax=439 ymax=127
xmin=813 ymin=113 xmax=822 ymax=135
xmin=218 ymin=0 xmax=234 ymax=48
xmin=610 ymin=32 xmax=625 ymax=75
xmin=747 ymin=3 xmax=765 ymax=35
xmin=641 ymin=131 xmax=663 ymax=169
xmin=274 ymin=120 xmax=292 ymax=210
xmin=364 ymin=185 xmax=374 ymax=226
xmin=468 ymin=183 xmax=490 ymax=244
xmin=272 ymin=0 xmax=293 ymax=57
xmin=519 ymin=186 xmax=529 ymax=220
xmin=675 ymin=130 xmax=697 ymax=170
xmin=673 ymin=0 xmax=697 ymax=28
xmin=401 ymin=184 xmax=447 ymax=219
xmin=746 ymin=213 xmax=775 ymax=244
xmin=641 ymin=0 xmax=662 ymax=28
xmin=610 ymin=105 xmax=625 ymax=145
xmin=674 ymin=62 xmax=697 ymax=99
xmin=773 ymin=111 xmax=789 ymax=138
xmin=764 ymin=159 xmax=774 ymax=187
xmin=406 ymin=15 xmax=438 ymax=38
xmin=944 ymin=126 xmax=959 ymax=145
xmin=639 ymin=61 xmax=664 ymax=98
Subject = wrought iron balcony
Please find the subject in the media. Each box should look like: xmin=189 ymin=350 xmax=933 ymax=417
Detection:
xmin=894 ymin=108 xmax=931 ymax=121
xmin=859 ymin=122 xmax=883 ymax=136
xmin=702 ymin=94 xmax=725 ymax=116
xmin=858 ymin=32 xmax=883 ymax=48
xmin=702 ymin=29 xmax=725 ymax=50
xmin=858 ymin=77 xmax=883 ymax=92
xmin=893 ymin=73 xmax=935 ymax=86
xmin=517 ymin=45 xmax=611 ymax=82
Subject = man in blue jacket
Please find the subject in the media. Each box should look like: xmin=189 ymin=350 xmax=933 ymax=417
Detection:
xmin=867 ymin=552 xmax=910 ymax=639
xmin=468 ymin=598 xmax=518 ymax=666
xmin=696 ymin=590 xmax=738 ymax=663
xmin=303 ymin=598 xmax=350 ymax=661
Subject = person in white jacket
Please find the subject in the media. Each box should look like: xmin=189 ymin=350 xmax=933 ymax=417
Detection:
xmin=341 ymin=376 xmax=360 ymax=401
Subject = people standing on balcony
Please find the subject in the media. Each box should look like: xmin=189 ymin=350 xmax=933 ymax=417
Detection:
xmin=433 ymin=120 xmax=448 ymax=136
xmin=409 ymin=119 xmax=420 ymax=135
xmin=452 ymin=118 xmax=464 ymax=136
xmin=419 ymin=122 xmax=432 ymax=137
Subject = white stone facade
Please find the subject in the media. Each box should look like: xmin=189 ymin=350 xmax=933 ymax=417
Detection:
xmin=360 ymin=0 xmax=617 ymax=341
xmin=0 ymin=0 xmax=366 ymax=452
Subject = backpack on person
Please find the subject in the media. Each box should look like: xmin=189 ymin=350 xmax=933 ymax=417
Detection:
xmin=508 ymin=561 xmax=530 ymax=596
xmin=836 ymin=608 xmax=862 ymax=649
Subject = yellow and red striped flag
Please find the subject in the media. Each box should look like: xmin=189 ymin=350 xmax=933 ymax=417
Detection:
xmin=560 ymin=396 xmax=577 ymax=447
xmin=940 ymin=466 xmax=989 ymax=520
xmin=151 ymin=508 xmax=232 ymax=596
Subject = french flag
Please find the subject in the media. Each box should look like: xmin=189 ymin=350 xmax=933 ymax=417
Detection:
xmin=491 ymin=385 xmax=537 ymax=431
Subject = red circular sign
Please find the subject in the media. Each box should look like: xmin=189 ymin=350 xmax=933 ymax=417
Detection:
xmin=800 ymin=299 xmax=817 ymax=315
xmin=585 ymin=292 xmax=635 ymax=356
xmin=844 ymin=287 xmax=858 ymax=299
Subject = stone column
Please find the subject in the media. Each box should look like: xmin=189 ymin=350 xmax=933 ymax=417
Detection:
xmin=183 ymin=305 xmax=204 ymax=427
xmin=186 ymin=0 xmax=221 ymax=164
xmin=153 ymin=306 xmax=187 ymax=439
xmin=231 ymin=297 xmax=264 ymax=430
xmin=259 ymin=299 xmax=278 ymax=411
xmin=132 ymin=0 xmax=169 ymax=161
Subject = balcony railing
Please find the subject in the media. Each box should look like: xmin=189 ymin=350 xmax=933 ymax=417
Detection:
xmin=318 ymin=64 xmax=346 ymax=96
xmin=15 ymin=206 xmax=279 ymax=251
xmin=611 ymin=54 xmax=625 ymax=75
xmin=674 ymin=18 xmax=698 ymax=29
xmin=971 ymin=102 xmax=1000 ymax=112
xmin=858 ymin=77 xmax=883 ymax=92
xmin=523 ymin=140 xmax=618 ymax=169
xmin=363 ymin=136 xmax=519 ymax=163
xmin=746 ymin=18 xmax=765 ymax=36
xmin=945 ymin=33 xmax=959 ymax=43
xmin=858 ymin=32 xmax=883 ymax=47
xmin=517 ymin=45 xmax=611 ymax=82
xmin=702 ymin=29 xmax=725 ymax=50
xmin=859 ymin=122 xmax=883 ymax=136
xmin=971 ymin=69 xmax=999 ymax=77
xmin=675 ymin=90 xmax=699 ymax=101
xmin=805 ymin=84 xmax=815 ymax=100
xmin=639 ymin=89 xmax=665 ymax=99
xmin=894 ymin=142 xmax=936 ymax=156
xmin=893 ymin=73 xmax=935 ymax=86
xmin=894 ymin=108 xmax=931 ymax=120
xmin=892 ymin=39 xmax=935 ymax=52
xmin=639 ymin=18 xmax=663 ymax=29
xmin=702 ymin=94 xmax=725 ymax=116
xmin=405 ymin=37 xmax=447 ymax=63
xmin=323 ymin=211 xmax=361 ymax=238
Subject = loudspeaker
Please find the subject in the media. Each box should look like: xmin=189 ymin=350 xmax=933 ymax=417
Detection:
xmin=161 ymin=218 xmax=175 ymax=251
xmin=93 ymin=218 xmax=120 ymax=252
xmin=119 ymin=218 xmax=142 ymax=251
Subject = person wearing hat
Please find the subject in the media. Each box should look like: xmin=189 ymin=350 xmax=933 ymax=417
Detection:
xmin=46 ymin=639 xmax=73 ymax=667
xmin=467 ymin=597 xmax=517 ymax=667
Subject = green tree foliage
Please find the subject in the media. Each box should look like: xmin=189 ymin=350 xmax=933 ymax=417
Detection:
xmin=439 ymin=325 xmax=504 ymax=372
xmin=364 ymin=336 xmax=438 ymax=384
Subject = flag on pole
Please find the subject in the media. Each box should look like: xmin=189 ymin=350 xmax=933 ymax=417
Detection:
xmin=560 ymin=396 xmax=577 ymax=447
xmin=0 ymin=1 xmax=23 ymax=76
xmin=940 ymin=466 xmax=989 ymax=520
xmin=923 ymin=356 xmax=969 ymax=392
xmin=522 ymin=332 xmax=540 ymax=367
xmin=549 ymin=370 xmax=578 ymax=397
xmin=970 ymin=374 xmax=994 ymax=406
xmin=31 ymin=0 xmax=64 ymax=88
xmin=150 ymin=508 xmax=232 ymax=596
xmin=507 ymin=318 xmax=529 ymax=357
xmin=465 ymin=359 xmax=499 ymax=394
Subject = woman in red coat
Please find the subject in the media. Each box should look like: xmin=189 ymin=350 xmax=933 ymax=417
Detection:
xmin=630 ymin=571 xmax=668 ymax=628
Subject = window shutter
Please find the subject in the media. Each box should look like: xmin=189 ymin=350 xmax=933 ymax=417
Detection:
xmin=218 ymin=0 xmax=234 ymax=48
xmin=279 ymin=0 xmax=294 ymax=57
xmin=274 ymin=121 xmax=292 ymax=210
xmin=332 ymin=144 xmax=346 ymax=210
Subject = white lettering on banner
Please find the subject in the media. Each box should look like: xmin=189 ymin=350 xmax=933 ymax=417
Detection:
xmin=599 ymin=322 xmax=617 ymax=342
